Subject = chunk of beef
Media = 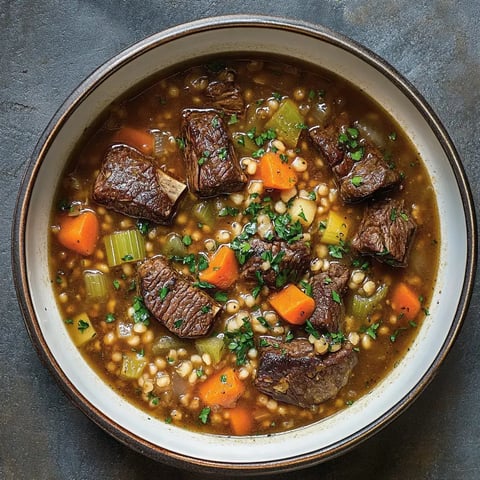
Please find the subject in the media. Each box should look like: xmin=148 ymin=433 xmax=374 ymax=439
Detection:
xmin=205 ymin=80 xmax=245 ymax=115
xmin=240 ymin=238 xmax=311 ymax=289
xmin=254 ymin=338 xmax=357 ymax=408
xmin=138 ymin=255 xmax=220 ymax=338
xmin=309 ymin=263 xmax=350 ymax=333
xmin=92 ymin=145 xmax=186 ymax=224
xmin=351 ymin=198 xmax=416 ymax=267
xmin=181 ymin=109 xmax=247 ymax=197
xmin=309 ymin=115 xmax=401 ymax=203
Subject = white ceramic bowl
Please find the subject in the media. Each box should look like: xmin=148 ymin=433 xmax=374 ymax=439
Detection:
xmin=12 ymin=15 xmax=476 ymax=474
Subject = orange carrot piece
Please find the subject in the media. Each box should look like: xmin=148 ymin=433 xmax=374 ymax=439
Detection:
xmin=198 ymin=367 xmax=245 ymax=408
xmin=391 ymin=282 xmax=422 ymax=320
xmin=254 ymin=151 xmax=297 ymax=190
xmin=57 ymin=211 xmax=99 ymax=256
xmin=199 ymin=245 xmax=239 ymax=289
xmin=229 ymin=406 xmax=254 ymax=436
xmin=269 ymin=284 xmax=316 ymax=325
xmin=112 ymin=127 xmax=154 ymax=156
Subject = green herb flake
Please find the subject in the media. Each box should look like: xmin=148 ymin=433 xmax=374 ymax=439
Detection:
xmin=174 ymin=319 xmax=184 ymax=329
xmin=77 ymin=319 xmax=90 ymax=333
xmin=132 ymin=296 xmax=150 ymax=326
xmin=225 ymin=318 xmax=255 ymax=365
xmin=105 ymin=313 xmax=116 ymax=323
xmin=218 ymin=206 xmax=240 ymax=217
xmin=182 ymin=235 xmax=192 ymax=246
xmin=159 ymin=286 xmax=169 ymax=301
xmin=199 ymin=407 xmax=211 ymax=424
xmin=305 ymin=320 xmax=320 ymax=339
xmin=351 ymin=175 xmax=363 ymax=187
xmin=200 ymin=305 xmax=211 ymax=314
xmin=214 ymin=291 xmax=228 ymax=303
xmin=228 ymin=113 xmax=238 ymax=125
xmin=331 ymin=290 xmax=341 ymax=304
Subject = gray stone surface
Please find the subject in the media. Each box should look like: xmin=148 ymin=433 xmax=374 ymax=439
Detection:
xmin=1 ymin=0 xmax=479 ymax=478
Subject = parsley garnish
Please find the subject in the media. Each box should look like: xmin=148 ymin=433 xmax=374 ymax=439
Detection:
xmin=132 ymin=296 xmax=150 ymax=326
xmin=199 ymin=407 xmax=211 ymax=424
xmin=225 ymin=318 xmax=255 ymax=365
xmin=77 ymin=319 xmax=90 ymax=333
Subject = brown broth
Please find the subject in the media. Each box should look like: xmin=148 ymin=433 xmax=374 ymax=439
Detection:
xmin=49 ymin=55 xmax=440 ymax=435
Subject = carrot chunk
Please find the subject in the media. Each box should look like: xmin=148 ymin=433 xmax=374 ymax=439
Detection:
xmin=229 ymin=406 xmax=254 ymax=436
xmin=269 ymin=284 xmax=316 ymax=325
xmin=254 ymin=151 xmax=297 ymax=190
xmin=112 ymin=127 xmax=154 ymax=156
xmin=199 ymin=245 xmax=239 ymax=289
xmin=391 ymin=282 xmax=422 ymax=320
xmin=57 ymin=211 xmax=99 ymax=256
xmin=198 ymin=367 xmax=245 ymax=408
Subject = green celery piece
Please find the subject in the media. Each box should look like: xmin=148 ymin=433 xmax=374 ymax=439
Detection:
xmin=195 ymin=336 xmax=225 ymax=364
xmin=192 ymin=201 xmax=218 ymax=227
xmin=350 ymin=284 xmax=389 ymax=320
xmin=231 ymin=132 xmax=259 ymax=157
xmin=104 ymin=229 xmax=146 ymax=267
xmin=120 ymin=352 xmax=147 ymax=379
xmin=265 ymin=98 xmax=304 ymax=148
xmin=83 ymin=270 xmax=108 ymax=302
xmin=162 ymin=232 xmax=188 ymax=257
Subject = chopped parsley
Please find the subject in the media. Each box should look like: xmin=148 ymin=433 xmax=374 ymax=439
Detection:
xmin=77 ymin=319 xmax=90 ymax=333
xmin=199 ymin=407 xmax=211 ymax=424
xmin=361 ymin=322 xmax=380 ymax=340
xmin=173 ymin=319 xmax=184 ymax=329
xmin=105 ymin=313 xmax=116 ymax=323
xmin=225 ymin=318 xmax=255 ymax=365
xmin=158 ymin=286 xmax=169 ymax=301
xmin=218 ymin=206 xmax=240 ymax=217
xmin=331 ymin=290 xmax=341 ymax=304
xmin=305 ymin=319 xmax=320 ymax=339
xmin=136 ymin=219 xmax=150 ymax=235
xmin=182 ymin=234 xmax=192 ymax=246
xmin=132 ymin=296 xmax=150 ymax=326
xmin=214 ymin=291 xmax=228 ymax=303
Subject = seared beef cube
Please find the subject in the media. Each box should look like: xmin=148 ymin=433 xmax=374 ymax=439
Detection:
xmin=254 ymin=338 xmax=357 ymax=408
xmin=309 ymin=263 xmax=350 ymax=333
xmin=240 ymin=238 xmax=311 ymax=289
xmin=351 ymin=198 xmax=416 ymax=266
xmin=309 ymin=117 xmax=401 ymax=203
xmin=92 ymin=145 xmax=186 ymax=224
xmin=181 ymin=109 xmax=247 ymax=197
xmin=138 ymin=255 xmax=220 ymax=338
xmin=205 ymin=80 xmax=245 ymax=115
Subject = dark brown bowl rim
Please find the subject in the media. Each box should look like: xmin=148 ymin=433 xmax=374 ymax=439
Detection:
xmin=11 ymin=14 xmax=477 ymax=475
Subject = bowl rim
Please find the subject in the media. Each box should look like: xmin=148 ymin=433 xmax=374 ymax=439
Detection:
xmin=11 ymin=14 xmax=477 ymax=474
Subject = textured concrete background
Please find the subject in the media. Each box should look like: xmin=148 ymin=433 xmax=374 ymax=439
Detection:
xmin=2 ymin=1 xmax=479 ymax=478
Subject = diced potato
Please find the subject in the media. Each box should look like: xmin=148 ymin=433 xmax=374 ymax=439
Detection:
xmin=119 ymin=352 xmax=147 ymax=379
xmin=321 ymin=210 xmax=349 ymax=244
xmin=288 ymin=197 xmax=317 ymax=227
xmin=67 ymin=312 xmax=97 ymax=347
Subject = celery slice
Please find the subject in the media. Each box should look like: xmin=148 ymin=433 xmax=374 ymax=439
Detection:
xmin=120 ymin=352 xmax=147 ymax=379
xmin=84 ymin=270 xmax=108 ymax=302
xmin=152 ymin=335 xmax=187 ymax=355
xmin=195 ymin=335 xmax=225 ymax=364
xmin=192 ymin=201 xmax=218 ymax=227
xmin=231 ymin=132 xmax=258 ymax=157
xmin=265 ymin=98 xmax=304 ymax=148
xmin=350 ymin=284 xmax=389 ymax=321
xmin=162 ymin=233 xmax=188 ymax=257
xmin=104 ymin=229 xmax=146 ymax=267
xmin=321 ymin=210 xmax=350 ymax=245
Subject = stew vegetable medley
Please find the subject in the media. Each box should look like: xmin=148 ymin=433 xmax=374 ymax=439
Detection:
xmin=50 ymin=56 xmax=439 ymax=435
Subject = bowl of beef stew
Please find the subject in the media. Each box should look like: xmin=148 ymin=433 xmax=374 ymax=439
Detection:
xmin=12 ymin=15 xmax=476 ymax=474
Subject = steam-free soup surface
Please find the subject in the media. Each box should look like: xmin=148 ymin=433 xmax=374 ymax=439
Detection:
xmin=49 ymin=55 xmax=439 ymax=435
